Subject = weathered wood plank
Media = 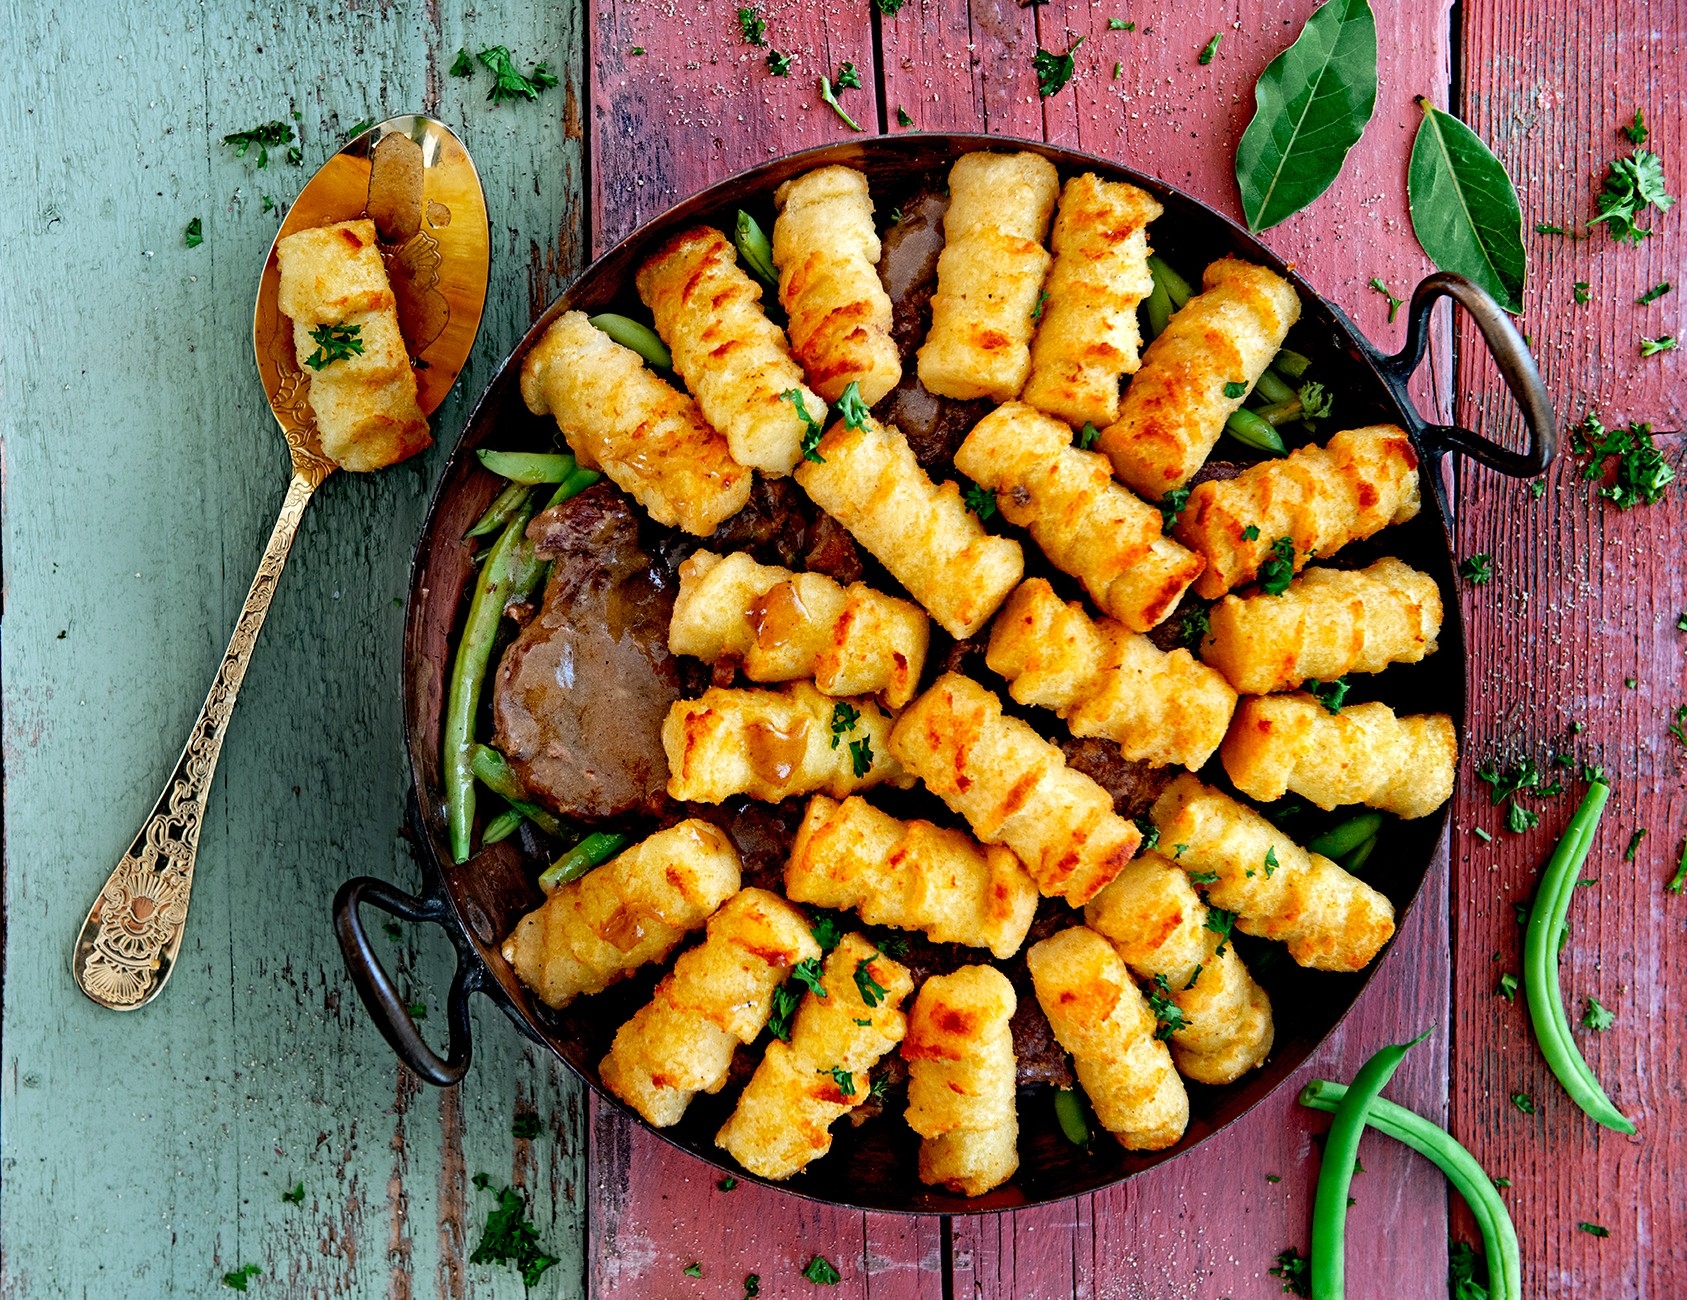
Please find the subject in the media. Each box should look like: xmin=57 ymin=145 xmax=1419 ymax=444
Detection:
xmin=0 ymin=3 xmax=592 ymax=1296
xmin=1452 ymin=10 xmax=1686 ymax=1294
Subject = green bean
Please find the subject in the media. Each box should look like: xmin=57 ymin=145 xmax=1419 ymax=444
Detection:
xmin=1523 ymin=780 xmax=1634 ymax=1132
xmin=538 ymin=831 xmax=630 ymax=892
xmin=1224 ymin=407 xmax=1288 ymax=455
xmin=1251 ymin=397 xmax=1305 ymax=427
xmin=1054 ymin=1087 xmax=1091 ymax=1146
xmin=475 ymin=449 xmax=577 ymax=484
xmin=1142 ymin=276 xmax=1173 ymax=341
xmin=1341 ymin=833 xmax=1378 ymax=874
xmin=444 ymin=495 xmax=539 ymax=863
xmin=482 ymin=809 xmax=525 ymax=845
xmin=1253 ymin=367 xmax=1297 ymax=405
xmin=464 ymin=481 xmax=532 ymax=539
xmin=468 ymin=744 xmax=567 ymax=839
xmin=1310 ymin=1032 xmax=1428 ymax=1299
xmin=1300 ymin=1081 xmax=1520 ymax=1300
xmin=1308 ymin=813 xmax=1385 ymax=860
xmin=546 ymin=465 xmax=602 ymax=508
xmin=588 ymin=313 xmax=673 ymax=371
xmin=1272 ymin=347 xmax=1312 ymax=379
xmin=734 ymin=210 xmax=780 ymax=288
xmin=1147 ymin=255 xmax=1194 ymax=309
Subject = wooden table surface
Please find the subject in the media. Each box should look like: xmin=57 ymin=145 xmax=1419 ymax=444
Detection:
xmin=2 ymin=2 xmax=1680 ymax=1296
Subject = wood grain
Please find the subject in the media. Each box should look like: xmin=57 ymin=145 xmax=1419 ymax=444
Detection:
xmin=0 ymin=2 xmax=593 ymax=1296
xmin=1452 ymin=8 xmax=1686 ymax=1294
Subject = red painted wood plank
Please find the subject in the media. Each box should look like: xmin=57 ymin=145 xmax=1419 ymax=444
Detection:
xmin=875 ymin=0 xmax=1042 ymax=138
xmin=1450 ymin=14 xmax=1686 ymax=1295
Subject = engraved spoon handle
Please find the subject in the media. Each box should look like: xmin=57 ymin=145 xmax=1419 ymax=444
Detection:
xmin=72 ymin=470 xmax=324 ymax=1009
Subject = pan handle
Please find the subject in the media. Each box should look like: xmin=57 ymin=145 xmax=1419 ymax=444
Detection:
xmin=333 ymin=873 xmax=479 ymax=1087
xmin=1369 ymin=271 xmax=1557 ymax=477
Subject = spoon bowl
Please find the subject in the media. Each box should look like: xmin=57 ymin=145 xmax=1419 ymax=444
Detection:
xmin=72 ymin=114 xmax=489 ymax=1011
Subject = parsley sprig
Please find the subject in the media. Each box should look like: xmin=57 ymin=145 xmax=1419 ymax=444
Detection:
xmin=836 ymin=380 xmax=870 ymax=431
xmin=1307 ymin=678 xmax=1350 ymax=714
xmin=1033 ymin=38 xmax=1084 ymax=97
xmin=1588 ymin=146 xmax=1674 ymax=244
xmin=830 ymin=700 xmax=861 ymax=749
xmin=305 ymin=322 xmax=365 ymax=370
xmin=854 ymin=954 xmax=888 ymax=1007
xmin=1571 ymin=413 xmax=1675 ymax=509
xmin=475 ymin=46 xmax=559 ymax=105
xmin=819 ymin=74 xmax=863 ymax=131
xmin=963 ymin=482 xmax=997 ymax=520
xmin=783 ymin=388 xmax=825 ymax=462
xmin=1146 ymin=973 xmax=1190 ymax=1041
xmin=1256 ymin=536 xmax=1297 ymax=595
xmin=737 ymin=5 xmax=766 ymax=45
xmin=222 ymin=120 xmax=298 ymax=169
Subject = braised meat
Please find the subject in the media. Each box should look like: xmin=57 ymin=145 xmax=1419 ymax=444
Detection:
xmin=492 ymin=485 xmax=682 ymax=820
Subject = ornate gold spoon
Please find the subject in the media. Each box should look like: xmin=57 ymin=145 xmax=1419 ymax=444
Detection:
xmin=71 ymin=115 xmax=490 ymax=1010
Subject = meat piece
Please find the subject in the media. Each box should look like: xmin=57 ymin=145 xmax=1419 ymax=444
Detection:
xmin=704 ymin=476 xmax=864 ymax=581
xmin=801 ymin=511 xmax=864 ymax=585
xmin=1059 ymin=737 xmax=1174 ymax=820
xmin=492 ymin=486 xmax=682 ymax=820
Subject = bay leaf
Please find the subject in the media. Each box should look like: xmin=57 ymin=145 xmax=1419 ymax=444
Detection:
xmin=1407 ymin=98 xmax=1527 ymax=313
xmin=1234 ymin=0 xmax=1378 ymax=233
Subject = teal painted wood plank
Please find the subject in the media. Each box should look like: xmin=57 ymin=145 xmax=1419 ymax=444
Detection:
xmin=1 ymin=3 xmax=590 ymax=1296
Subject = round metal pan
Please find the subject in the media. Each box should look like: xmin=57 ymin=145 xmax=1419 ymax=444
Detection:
xmin=333 ymin=133 xmax=1555 ymax=1215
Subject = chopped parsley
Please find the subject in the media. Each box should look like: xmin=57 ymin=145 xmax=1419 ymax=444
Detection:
xmin=1114 ymin=61 xmax=1123 ymax=77
xmin=477 ymin=46 xmax=558 ymax=105
xmin=1159 ymin=484 xmax=1191 ymax=532
xmin=1369 ymin=277 xmax=1404 ymax=322
xmin=1257 ymin=536 xmax=1296 ymax=595
xmin=305 ymin=322 xmax=365 ymax=370
xmin=830 ymin=700 xmax=861 ymax=749
xmin=896 ymin=107 xmax=916 ymax=128
xmin=1204 ymin=905 xmax=1237 ymax=958
xmin=1264 ymin=845 xmax=1279 ymax=877
xmin=1449 ymin=1240 xmax=1489 ymax=1300
xmin=767 ymin=49 xmax=793 ymax=76
xmin=221 ymin=1264 xmax=262 ymax=1292
xmin=875 ymin=0 xmax=905 ymax=12
xmin=1581 ymin=996 xmax=1615 ymax=1031
xmin=1637 ymin=281 xmax=1672 ymax=304
xmin=835 ymin=61 xmax=862 ymax=90
xmin=260 ymin=195 xmax=275 ymax=214
xmin=1571 ymin=413 xmax=1675 ymax=509
xmin=222 ymin=120 xmax=296 ymax=169
xmin=1497 ymin=972 xmax=1518 ymax=1001
xmin=792 ymin=956 xmax=827 ymax=997
xmin=868 ymin=1073 xmax=891 ymax=1098
xmin=719 ymin=1175 xmax=738 ymax=1191
xmin=184 ymin=217 xmax=203 ymax=248
xmin=1506 ymin=800 xmax=1540 ymax=834
xmin=1298 ymin=381 xmax=1334 ymax=424
xmin=282 ymin=1180 xmax=306 ymax=1204
xmin=1223 ymin=379 xmax=1248 ymax=398
xmin=1184 ymin=963 xmax=1203 ymax=989
xmin=1134 ymin=816 xmax=1160 ymax=853
xmin=745 ymin=1274 xmax=761 ymax=1297
xmin=1474 ymin=826 xmax=1493 ymax=843
xmin=1109 ymin=17 xmax=1135 ymax=30
xmin=468 ymin=1173 xmax=561 ymax=1287
xmin=1574 ymin=280 xmax=1592 ymax=304
xmin=836 ymin=379 xmax=870 ymax=431
xmin=1509 ymin=1090 xmax=1535 ymax=1114
xmin=810 ymin=913 xmax=842 ymax=953
xmin=1459 ymin=553 xmax=1493 ymax=584
xmin=1189 ymin=869 xmax=1220 ymax=884
xmin=1270 ymin=1246 xmax=1311 ymax=1297
xmin=769 ymin=983 xmax=799 ymax=1039
xmin=854 ymin=955 xmax=888 ymax=1007
xmin=819 ymin=75 xmax=863 ymax=131
xmin=1624 ymin=109 xmax=1649 ymax=145
xmin=1307 ymin=678 xmax=1350 ymax=714
xmin=1672 ymin=705 xmax=1687 ymax=745
xmin=685 ymin=1262 xmax=703 ymax=1277
xmin=449 ymin=48 xmax=476 ymax=77
xmin=511 ymin=1113 xmax=542 ymax=1139
xmin=1530 ymin=479 xmax=1547 ymax=499
xmin=1175 ymin=605 xmax=1209 ymax=649
xmin=1578 ymin=1221 xmax=1611 ymax=1238
xmin=1033 ymin=38 xmax=1084 ymax=97
xmin=1640 ymin=335 xmax=1677 ymax=356
xmin=1242 ymin=523 xmax=1262 ymax=542
xmin=1146 ymin=973 xmax=1190 ymax=1040
xmin=783 ymin=388 xmax=825 ymax=462
xmin=738 ymin=5 xmax=766 ymax=44
xmin=1626 ymin=828 xmax=1648 ymax=860
xmin=1589 ymin=146 xmax=1674 ymax=244
xmin=1077 ymin=421 xmax=1102 ymax=450
xmin=1032 ymin=289 xmax=1050 ymax=321
xmin=1535 ymin=222 xmax=1568 ymax=234
xmin=1197 ymin=33 xmax=1222 ymax=65
xmin=343 ymin=118 xmax=376 ymax=140
xmin=848 ymin=735 xmax=874 ymax=777
xmin=802 ymin=1255 xmax=843 ymax=1284
xmin=820 ymin=1064 xmax=856 ymax=1097
xmin=1173 ymin=843 xmax=1189 ymax=859
xmin=963 ymin=482 xmax=997 ymax=520
xmin=629 ymin=47 xmax=644 ymax=56
xmin=879 ymin=933 xmax=909 ymax=958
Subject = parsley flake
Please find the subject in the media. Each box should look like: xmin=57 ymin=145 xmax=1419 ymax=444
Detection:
xmin=835 ymin=61 xmax=862 ymax=90
xmin=1257 ymin=536 xmax=1296 ymax=595
xmin=896 ymin=107 xmax=916 ymax=128
xmin=1637 ymin=281 xmax=1671 ymax=305
xmin=222 ymin=120 xmax=295 ymax=169
xmin=685 ymin=1261 xmax=704 ymax=1277
xmin=820 ymin=1064 xmax=856 ymax=1097
xmin=738 ymin=5 xmax=766 ymax=44
xmin=1581 ymin=996 xmax=1615 ymax=1031
xmin=1189 ymin=869 xmax=1220 ymax=884
xmin=819 ymin=75 xmax=863 ymax=131
xmin=1134 ymin=816 xmax=1160 ymax=853
xmin=745 ymin=1273 xmax=762 ymax=1297
xmin=512 ymin=1113 xmax=542 ymax=1139
xmin=1571 ymin=413 xmax=1675 ymax=509
xmin=477 ymin=46 xmax=556 ymax=105
xmin=875 ymin=0 xmax=905 ymax=12
xmin=1510 ymin=1090 xmax=1535 ymax=1114
xmin=963 ymin=482 xmax=997 ymax=520
xmin=1459 ymin=553 xmax=1493 ymax=584
xmin=1588 ymin=147 xmax=1674 ymax=245
xmin=784 ymin=388 xmax=826 ymax=462
xmin=1497 ymin=972 xmax=1518 ymax=1001
xmin=1624 ymin=109 xmax=1649 ymax=145
xmin=830 ymin=700 xmax=861 ymax=749
xmin=1579 ymin=1221 xmax=1611 ymax=1238
xmin=1270 ymin=1246 xmax=1311 ymax=1297
xmin=810 ymin=913 xmax=843 ymax=952
xmin=1242 ymin=523 xmax=1262 ymax=541
xmin=1640 ymin=335 xmax=1677 ymax=356
xmin=1574 ymin=280 xmax=1592 ymax=304
xmin=1033 ymin=38 xmax=1084 ymax=97
xmin=1077 ymin=421 xmax=1102 ymax=450
xmin=449 ymin=48 xmax=476 ymax=77
xmin=719 ymin=1175 xmax=738 ymax=1190
xmin=1264 ymin=845 xmax=1279 ymax=877
xmin=222 ymin=1264 xmax=262 ymax=1292
xmin=1223 ymin=379 xmax=1248 ymax=398
xmin=854 ymin=955 xmax=889 ymax=1007
xmin=836 ymin=379 xmax=870 ymax=431
xmin=1307 ymin=678 xmax=1350 ymax=713
xmin=1109 ymin=17 xmax=1134 ymax=30
xmin=792 ymin=957 xmax=827 ymax=998
xmin=1197 ymin=33 xmax=1222 ymax=65
xmin=282 ymin=1180 xmax=306 ymax=1204
xmin=1184 ymin=963 xmax=1203 ymax=989
xmin=306 ymin=322 xmax=365 ymax=370
xmin=848 ymin=735 xmax=874 ymax=777
xmin=1298 ymin=381 xmax=1335 ymax=426
xmin=1159 ymin=484 xmax=1191 ymax=532
xmin=1175 ymin=604 xmax=1209 ymax=649
xmin=1146 ymin=973 xmax=1190 ymax=1040
xmin=184 ymin=217 xmax=203 ymax=248
xmin=1626 ymin=828 xmax=1648 ymax=860
xmin=767 ymin=49 xmax=793 ymax=76
xmin=469 ymin=1176 xmax=561 ymax=1288
xmin=1204 ymin=906 xmax=1237 ymax=958
xmin=1369 ymin=277 xmax=1404 ymax=322
xmin=1032 ymin=289 xmax=1050 ymax=321
xmin=802 ymin=1254 xmax=843 ymax=1284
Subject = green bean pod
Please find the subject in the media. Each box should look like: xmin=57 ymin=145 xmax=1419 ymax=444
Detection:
xmin=734 ymin=210 xmax=779 ymax=288
xmin=476 ymin=449 xmax=577 ymax=484
xmin=1308 ymin=813 xmax=1385 ymax=860
xmin=1252 ymin=367 xmax=1297 ymax=405
xmin=1310 ymin=1032 xmax=1428 ymax=1299
xmin=1300 ymin=1081 xmax=1520 ymax=1300
xmin=444 ymin=495 xmax=539 ymax=864
xmin=1341 ymin=833 xmax=1378 ymax=874
xmin=588 ymin=313 xmax=673 ymax=371
xmin=468 ymin=744 xmax=567 ymax=839
xmin=1272 ymin=347 xmax=1312 ymax=379
xmin=1142 ymin=275 xmax=1173 ymax=341
xmin=1054 ymin=1087 xmax=1091 ymax=1146
xmin=1523 ymin=780 xmax=1634 ymax=1132
xmin=538 ymin=831 xmax=630 ymax=892
xmin=1224 ymin=407 xmax=1288 ymax=455
xmin=464 ymin=481 xmax=533 ymax=539
xmin=1251 ymin=398 xmax=1305 ymax=427
xmin=481 ymin=809 xmax=525 ymax=846
xmin=1146 ymin=255 xmax=1194 ymax=309
xmin=547 ymin=465 xmax=603 ymax=508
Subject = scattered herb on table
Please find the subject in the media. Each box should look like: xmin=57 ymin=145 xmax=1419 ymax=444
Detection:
xmin=718 ymin=1175 xmax=738 ymax=1191
xmin=1509 ymin=1090 xmax=1535 ymax=1114
xmin=1308 ymin=677 xmax=1350 ymax=713
xmin=449 ymin=48 xmax=475 ymax=76
xmin=855 ymin=955 xmax=888 ymax=1007
xmin=1234 ymin=0 xmax=1378 ymax=233
xmin=469 ymin=1174 xmax=560 ymax=1288
xmin=1657 ymin=841 xmax=1682 ymax=893
xmin=1266 ymin=1173 xmax=1282 ymax=1183
xmin=1459 ymin=552 xmax=1493 ymax=584
xmin=1637 ymin=281 xmax=1672 ymax=304
xmin=1113 ymin=60 xmax=1123 ymax=78
xmin=282 ymin=1180 xmax=305 ymax=1204
xmin=221 ymin=1264 xmax=262 ymax=1292
xmin=1588 ymin=146 xmax=1674 ymax=244
xmin=407 ymin=1002 xmax=427 ymax=1020
xmin=1578 ymin=1221 xmax=1611 ymax=1238
xmin=1672 ymin=705 xmax=1687 ymax=745
xmin=630 ymin=47 xmax=644 ymax=56
xmin=1498 ymin=972 xmax=1518 ymax=1001
xmin=1269 ymin=1246 xmax=1311 ymax=1296
xmin=1257 ymin=536 xmax=1297 ymax=595
xmin=745 ymin=1273 xmax=761 ymax=1297
xmin=1158 ymin=484 xmax=1190 ymax=531
xmin=511 ymin=1114 xmax=542 ymax=1139
xmin=1474 ymin=826 xmax=1493 ymax=843
xmin=1408 ymin=98 xmax=1527 ymax=312
xmin=830 ymin=700 xmax=861 ymax=748
xmin=1574 ymin=280 xmax=1591 ymax=304
xmin=685 ymin=1261 xmax=703 ymax=1277
xmin=1109 ymin=17 xmax=1134 ymax=30
xmin=1536 ymin=222 xmax=1568 ymax=234
xmin=222 ymin=120 xmax=295 ymax=169
xmin=1448 ymin=1240 xmax=1491 ymax=1300
xmin=184 ymin=217 xmax=203 ymax=247
xmin=1369 ymin=276 xmax=1403 ymax=321
xmin=261 ymin=195 xmax=275 ymax=214
xmin=343 ymin=118 xmax=375 ymax=140
xmin=896 ymin=107 xmax=916 ymax=128
xmin=875 ymin=0 xmax=904 ymax=13
xmin=1581 ymin=997 xmax=1615 ymax=1032
xmin=848 ymin=736 xmax=873 ymax=777
xmin=1624 ymin=109 xmax=1649 ymax=144
xmin=1146 ymin=973 xmax=1191 ymax=1040
xmin=1625 ymin=828 xmax=1647 ymax=860
xmin=477 ymin=46 xmax=557 ymax=104
xmin=802 ymin=1254 xmax=843 ymax=1284
xmin=1506 ymin=801 xmax=1539 ymax=834
xmin=963 ymin=482 xmax=997 ymax=519
xmin=1640 ymin=335 xmax=1677 ymax=356
xmin=305 ymin=322 xmax=364 ymax=370
xmin=1197 ymin=32 xmax=1222 ymax=64
xmin=1571 ymin=413 xmax=1675 ymax=509
xmin=1033 ymin=37 xmax=1084 ymax=97
xmin=1530 ymin=479 xmax=1546 ymax=499
xmin=737 ymin=5 xmax=766 ymax=44
xmin=818 ymin=75 xmax=862 ymax=131
xmin=767 ymin=49 xmax=793 ymax=76
xmin=834 ymin=61 xmax=862 ymax=90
